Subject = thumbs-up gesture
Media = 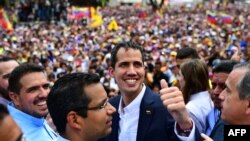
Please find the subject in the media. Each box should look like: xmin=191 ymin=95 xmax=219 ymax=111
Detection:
xmin=159 ymin=79 xmax=192 ymax=130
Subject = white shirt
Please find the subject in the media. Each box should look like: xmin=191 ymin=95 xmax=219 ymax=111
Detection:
xmin=118 ymin=84 xmax=196 ymax=141
xmin=186 ymin=91 xmax=214 ymax=133
xmin=118 ymin=84 xmax=146 ymax=141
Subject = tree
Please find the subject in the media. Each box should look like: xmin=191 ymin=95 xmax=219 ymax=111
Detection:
xmin=70 ymin=0 xmax=99 ymax=7
xmin=149 ymin=0 xmax=164 ymax=12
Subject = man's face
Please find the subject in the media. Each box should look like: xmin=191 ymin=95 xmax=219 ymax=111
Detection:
xmin=219 ymin=69 xmax=249 ymax=124
xmin=83 ymin=83 xmax=116 ymax=139
xmin=211 ymin=72 xmax=229 ymax=109
xmin=110 ymin=48 xmax=145 ymax=96
xmin=0 ymin=60 xmax=19 ymax=99
xmin=12 ymin=72 xmax=50 ymax=118
xmin=0 ymin=114 xmax=23 ymax=141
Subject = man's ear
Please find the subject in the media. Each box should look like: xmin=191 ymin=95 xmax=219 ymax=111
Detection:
xmin=109 ymin=67 xmax=114 ymax=77
xmin=9 ymin=92 xmax=21 ymax=107
xmin=66 ymin=111 xmax=83 ymax=130
xmin=246 ymin=99 xmax=250 ymax=115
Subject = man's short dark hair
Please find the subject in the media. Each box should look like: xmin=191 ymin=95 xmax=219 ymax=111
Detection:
xmin=238 ymin=72 xmax=250 ymax=100
xmin=0 ymin=57 xmax=16 ymax=62
xmin=8 ymin=63 xmax=45 ymax=94
xmin=47 ymin=73 xmax=100 ymax=135
xmin=111 ymin=41 xmax=144 ymax=68
xmin=212 ymin=60 xmax=239 ymax=74
xmin=176 ymin=47 xmax=199 ymax=60
xmin=234 ymin=62 xmax=250 ymax=100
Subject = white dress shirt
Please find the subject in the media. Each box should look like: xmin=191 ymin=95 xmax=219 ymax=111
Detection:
xmin=117 ymin=84 xmax=196 ymax=141
xmin=118 ymin=84 xmax=146 ymax=141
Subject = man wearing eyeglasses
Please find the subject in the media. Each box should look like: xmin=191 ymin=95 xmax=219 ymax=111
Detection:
xmin=47 ymin=73 xmax=116 ymax=141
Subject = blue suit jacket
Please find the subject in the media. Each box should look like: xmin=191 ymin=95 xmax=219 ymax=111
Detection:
xmin=99 ymin=86 xmax=202 ymax=141
xmin=210 ymin=119 xmax=224 ymax=141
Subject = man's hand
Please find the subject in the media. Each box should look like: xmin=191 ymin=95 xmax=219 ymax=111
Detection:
xmin=201 ymin=133 xmax=213 ymax=141
xmin=159 ymin=79 xmax=192 ymax=130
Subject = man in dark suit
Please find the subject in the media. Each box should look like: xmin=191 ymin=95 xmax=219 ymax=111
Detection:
xmin=99 ymin=41 xmax=202 ymax=141
xmin=201 ymin=62 xmax=250 ymax=141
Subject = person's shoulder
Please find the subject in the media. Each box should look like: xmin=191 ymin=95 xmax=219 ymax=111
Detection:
xmin=144 ymin=86 xmax=161 ymax=99
xmin=109 ymin=95 xmax=121 ymax=106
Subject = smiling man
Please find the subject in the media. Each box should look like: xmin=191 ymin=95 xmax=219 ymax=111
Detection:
xmin=99 ymin=41 xmax=202 ymax=141
xmin=7 ymin=63 xmax=57 ymax=141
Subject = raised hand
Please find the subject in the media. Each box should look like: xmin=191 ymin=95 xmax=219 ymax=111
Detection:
xmin=159 ymin=79 xmax=192 ymax=130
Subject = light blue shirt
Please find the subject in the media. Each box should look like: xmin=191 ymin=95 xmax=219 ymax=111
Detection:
xmin=205 ymin=108 xmax=221 ymax=135
xmin=53 ymin=135 xmax=70 ymax=141
xmin=7 ymin=102 xmax=58 ymax=141
xmin=0 ymin=97 xmax=9 ymax=107
xmin=186 ymin=91 xmax=214 ymax=133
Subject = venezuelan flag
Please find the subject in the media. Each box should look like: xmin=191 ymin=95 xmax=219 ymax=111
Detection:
xmin=71 ymin=6 xmax=90 ymax=19
xmin=206 ymin=10 xmax=217 ymax=24
xmin=220 ymin=12 xmax=232 ymax=24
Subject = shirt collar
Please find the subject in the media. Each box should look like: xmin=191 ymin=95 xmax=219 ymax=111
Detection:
xmin=118 ymin=84 xmax=146 ymax=115
xmin=7 ymin=102 xmax=45 ymax=126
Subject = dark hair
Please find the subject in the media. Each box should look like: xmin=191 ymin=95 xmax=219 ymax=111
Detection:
xmin=212 ymin=60 xmax=238 ymax=74
xmin=47 ymin=73 xmax=100 ymax=134
xmin=237 ymin=72 xmax=250 ymax=100
xmin=0 ymin=57 xmax=16 ymax=62
xmin=8 ymin=63 xmax=45 ymax=94
xmin=180 ymin=59 xmax=210 ymax=103
xmin=0 ymin=104 xmax=8 ymax=120
xmin=110 ymin=41 xmax=144 ymax=68
xmin=176 ymin=47 xmax=199 ymax=60
xmin=233 ymin=62 xmax=250 ymax=100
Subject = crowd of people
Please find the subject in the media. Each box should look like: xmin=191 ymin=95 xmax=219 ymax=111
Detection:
xmin=0 ymin=0 xmax=250 ymax=141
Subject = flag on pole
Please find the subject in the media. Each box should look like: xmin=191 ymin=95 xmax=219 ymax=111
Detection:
xmin=90 ymin=7 xmax=103 ymax=28
xmin=0 ymin=8 xmax=13 ymax=31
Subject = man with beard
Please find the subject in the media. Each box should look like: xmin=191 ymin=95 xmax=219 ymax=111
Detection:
xmin=205 ymin=60 xmax=238 ymax=136
xmin=0 ymin=57 xmax=19 ymax=106
xmin=7 ymin=63 xmax=58 ymax=141
xmin=98 ymin=41 xmax=202 ymax=141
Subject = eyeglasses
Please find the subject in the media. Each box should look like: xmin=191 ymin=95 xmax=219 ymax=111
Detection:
xmin=87 ymin=98 xmax=109 ymax=110
xmin=72 ymin=98 xmax=109 ymax=111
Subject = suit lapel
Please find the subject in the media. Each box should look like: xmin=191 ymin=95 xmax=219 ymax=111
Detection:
xmin=110 ymin=96 xmax=121 ymax=141
xmin=136 ymin=87 xmax=154 ymax=141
